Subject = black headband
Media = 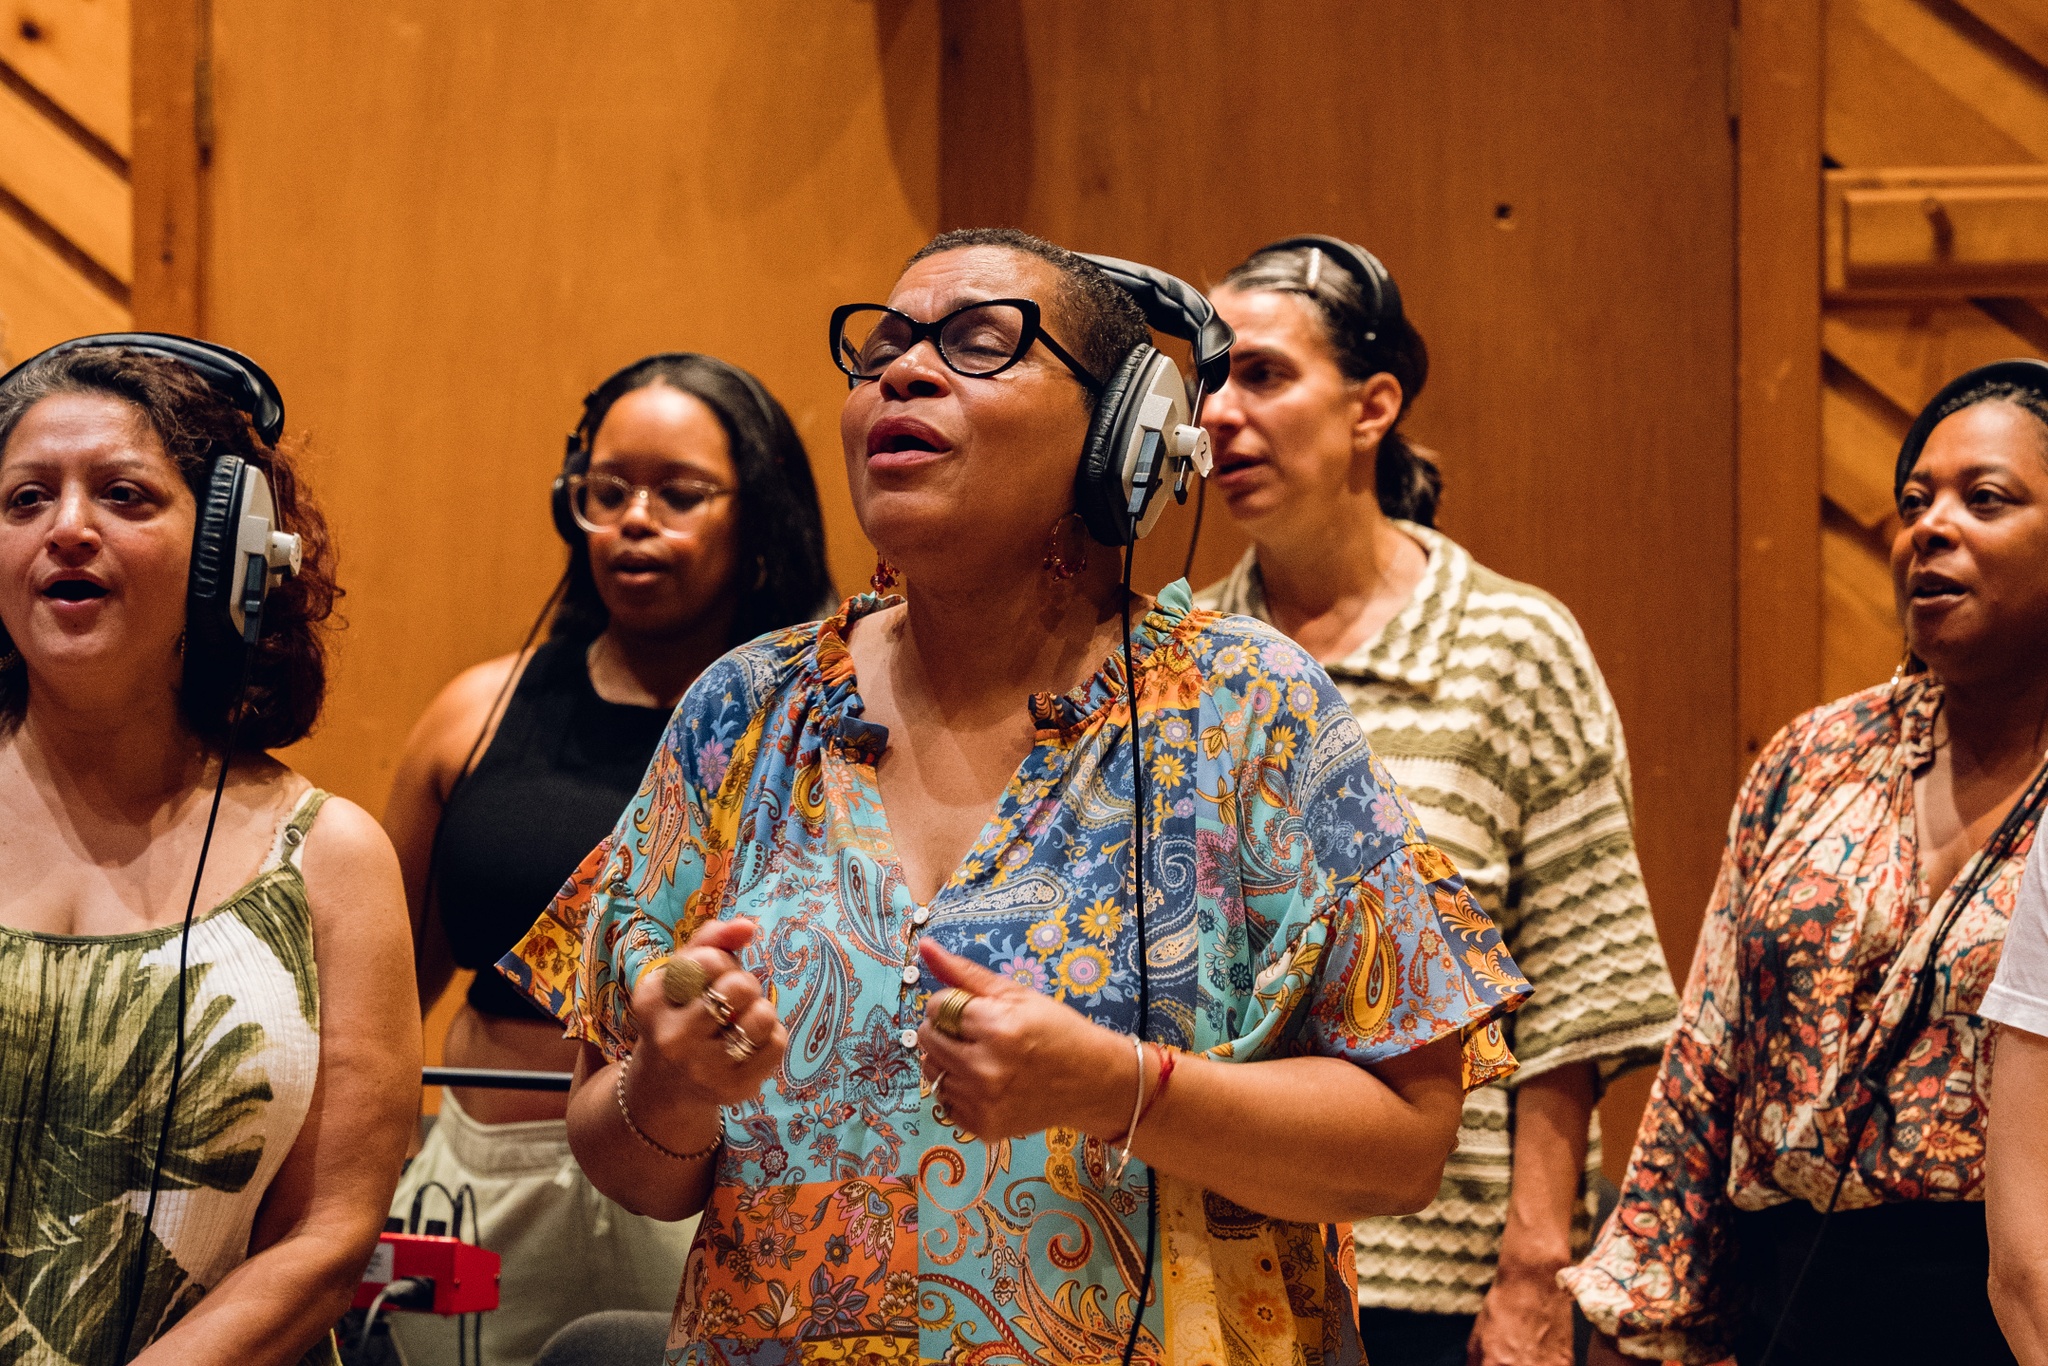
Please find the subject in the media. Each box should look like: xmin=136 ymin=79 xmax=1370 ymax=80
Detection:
xmin=1894 ymin=357 xmax=2048 ymax=503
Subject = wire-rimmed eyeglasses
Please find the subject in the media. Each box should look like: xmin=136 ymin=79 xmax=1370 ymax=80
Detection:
xmin=564 ymin=472 xmax=731 ymax=536
xmin=828 ymin=299 xmax=1103 ymax=392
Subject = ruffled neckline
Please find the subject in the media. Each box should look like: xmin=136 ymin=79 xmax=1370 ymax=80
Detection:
xmin=808 ymin=580 xmax=1200 ymax=763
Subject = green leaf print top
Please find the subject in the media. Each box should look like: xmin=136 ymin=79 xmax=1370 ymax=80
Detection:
xmin=0 ymin=788 xmax=336 ymax=1366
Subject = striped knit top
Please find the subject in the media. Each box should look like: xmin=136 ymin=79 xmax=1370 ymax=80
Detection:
xmin=1198 ymin=523 xmax=1679 ymax=1316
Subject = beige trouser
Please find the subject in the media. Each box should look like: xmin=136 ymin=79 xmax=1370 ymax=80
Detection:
xmin=386 ymin=1090 xmax=695 ymax=1366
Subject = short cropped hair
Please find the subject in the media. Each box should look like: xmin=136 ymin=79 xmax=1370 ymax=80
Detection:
xmin=0 ymin=347 xmax=338 ymax=750
xmin=904 ymin=228 xmax=1152 ymax=408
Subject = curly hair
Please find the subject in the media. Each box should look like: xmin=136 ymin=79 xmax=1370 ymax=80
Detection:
xmin=0 ymin=346 xmax=339 ymax=750
xmin=1221 ymin=242 xmax=1440 ymax=527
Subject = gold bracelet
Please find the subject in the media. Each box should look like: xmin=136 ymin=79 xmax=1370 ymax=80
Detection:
xmin=615 ymin=1051 xmax=722 ymax=1162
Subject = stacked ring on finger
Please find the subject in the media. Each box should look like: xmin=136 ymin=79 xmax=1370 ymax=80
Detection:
xmin=722 ymin=1025 xmax=759 ymax=1062
xmin=700 ymin=986 xmax=736 ymax=1029
xmin=663 ymin=954 xmax=713 ymax=1008
xmin=930 ymin=987 xmax=972 ymax=1040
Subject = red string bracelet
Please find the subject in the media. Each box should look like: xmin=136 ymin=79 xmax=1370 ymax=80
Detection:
xmin=1134 ymin=1042 xmax=1176 ymax=1131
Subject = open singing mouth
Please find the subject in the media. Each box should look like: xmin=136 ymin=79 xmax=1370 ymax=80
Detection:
xmin=42 ymin=580 xmax=109 ymax=601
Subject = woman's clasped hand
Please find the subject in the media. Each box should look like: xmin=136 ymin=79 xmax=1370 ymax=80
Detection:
xmin=913 ymin=938 xmax=1152 ymax=1143
xmin=626 ymin=919 xmax=790 ymax=1126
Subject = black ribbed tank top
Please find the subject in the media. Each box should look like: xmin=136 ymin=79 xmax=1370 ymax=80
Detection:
xmin=435 ymin=639 xmax=671 ymax=1020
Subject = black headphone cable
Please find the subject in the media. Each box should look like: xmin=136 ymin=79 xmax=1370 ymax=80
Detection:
xmin=117 ymin=643 xmax=257 ymax=1356
xmin=1180 ymin=476 xmax=1207 ymax=586
xmin=422 ymin=572 xmax=568 ymax=914
xmin=1117 ymin=543 xmax=1159 ymax=1366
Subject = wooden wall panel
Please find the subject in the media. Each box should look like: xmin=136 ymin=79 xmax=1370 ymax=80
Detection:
xmin=940 ymin=0 xmax=1737 ymax=1175
xmin=0 ymin=75 xmax=130 ymax=280
xmin=1820 ymin=0 xmax=2048 ymax=699
xmin=202 ymin=0 xmax=938 ymax=813
xmin=0 ymin=0 xmax=130 ymax=157
xmin=1736 ymin=0 xmax=1824 ymax=782
xmin=0 ymin=207 xmax=127 ymax=362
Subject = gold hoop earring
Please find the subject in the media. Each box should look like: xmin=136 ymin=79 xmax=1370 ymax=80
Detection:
xmin=1043 ymin=513 xmax=1088 ymax=583
xmin=870 ymin=557 xmax=900 ymax=595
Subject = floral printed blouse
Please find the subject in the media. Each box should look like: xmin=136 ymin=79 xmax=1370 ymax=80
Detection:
xmin=502 ymin=581 xmax=1530 ymax=1366
xmin=1561 ymin=673 xmax=2042 ymax=1362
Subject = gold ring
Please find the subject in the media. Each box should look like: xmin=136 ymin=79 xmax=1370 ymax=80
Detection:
xmin=701 ymin=986 xmax=736 ymax=1029
xmin=722 ymin=1025 xmax=759 ymax=1062
xmin=930 ymin=987 xmax=973 ymax=1040
xmin=663 ymin=955 xmax=713 ymax=1008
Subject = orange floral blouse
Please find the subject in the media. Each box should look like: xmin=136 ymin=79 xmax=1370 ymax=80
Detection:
xmin=1561 ymin=673 xmax=2042 ymax=1361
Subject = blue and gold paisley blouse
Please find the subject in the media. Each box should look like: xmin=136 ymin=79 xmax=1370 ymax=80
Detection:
xmin=502 ymin=581 xmax=1530 ymax=1365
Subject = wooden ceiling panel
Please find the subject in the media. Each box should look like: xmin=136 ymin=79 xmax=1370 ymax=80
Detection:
xmin=0 ymin=0 xmax=131 ymax=157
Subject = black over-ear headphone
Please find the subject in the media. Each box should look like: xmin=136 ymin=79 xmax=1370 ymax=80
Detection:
xmin=0 ymin=332 xmax=302 ymax=645
xmin=1256 ymin=234 xmax=1406 ymax=345
xmin=1072 ymin=255 xmax=1234 ymax=548
xmin=552 ymin=352 xmax=788 ymax=545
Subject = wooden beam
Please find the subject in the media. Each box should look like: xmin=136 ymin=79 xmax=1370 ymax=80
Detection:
xmin=1825 ymin=166 xmax=2048 ymax=299
xmin=130 ymin=0 xmax=205 ymax=333
xmin=1735 ymin=0 xmax=1824 ymax=779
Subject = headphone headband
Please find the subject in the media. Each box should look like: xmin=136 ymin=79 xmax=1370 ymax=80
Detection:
xmin=1077 ymin=254 xmax=1234 ymax=396
xmin=1255 ymin=234 xmax=1404 ymax=345
xmin=1893 ymin=357 xmax=2048 ymax=503
xmin=0 ymin=332 xmax=285 ymax=445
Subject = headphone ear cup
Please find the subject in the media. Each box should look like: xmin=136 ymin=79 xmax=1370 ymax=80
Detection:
xmin=188 ymin=457 xmax=245 ymax=632
xmin=1074 ymin=347 xmax=1154 ymax=548
xmin=551 ymin=474 xmax=579 ymax=544
xmin=553 ymin=425 xmax=589 ymax=544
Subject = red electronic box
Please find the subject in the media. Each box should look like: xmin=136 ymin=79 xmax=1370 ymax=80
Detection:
xmin=352 ymin=1233 xmax=501 ymax=1315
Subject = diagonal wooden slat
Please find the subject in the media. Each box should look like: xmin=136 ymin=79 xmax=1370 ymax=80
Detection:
xmin=1954 ymin=0 xmax=2048 ymax=73
xmin=1824 ymin=303 xmax=2044 ymax=413
xmin=1822 ymin=521 xmax=1902 ymax=698
xmin=0 ymin=0 xmax=131 ymax=158
xmin=0 ymin=78 xmax=130 ymax=282
xmin=1827 ymin=0 xmax=2048 ymax=165
xmin=1822 ymin=377 xmax=1907 ymax=530
xmin=0 ymin=206 xmax=129 ymax=366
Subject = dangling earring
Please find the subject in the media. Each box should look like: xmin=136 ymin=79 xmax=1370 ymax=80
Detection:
xmin=0 ymin=644 xmax=19 ymax=673
xmin=870 ymin=557 xmax=900 ymax=595
xmin=1043 ymin=513 xmax=1088 ymax=583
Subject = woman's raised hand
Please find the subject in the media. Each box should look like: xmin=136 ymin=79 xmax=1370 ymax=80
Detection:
xmin=626 ymin=918 xmax=788 ymax=1111
xmin=914 ymin=937 xmax=1135 ymax=1142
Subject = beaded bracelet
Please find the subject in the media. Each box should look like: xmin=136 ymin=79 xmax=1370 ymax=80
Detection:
xmin=615 ymin=1051 xmax=722 ymax=1163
